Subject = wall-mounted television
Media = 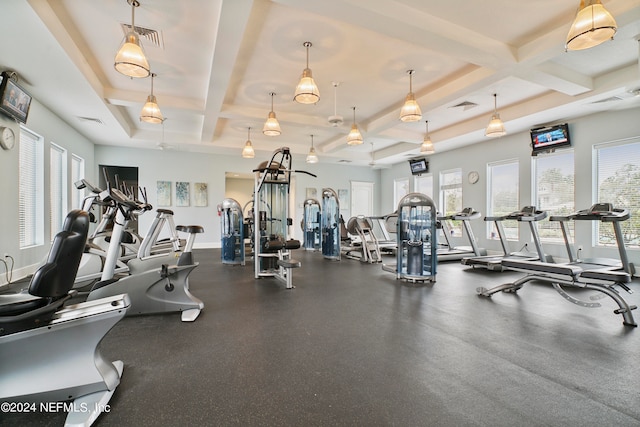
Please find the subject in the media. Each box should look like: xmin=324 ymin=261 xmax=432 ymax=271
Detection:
xmin=409 ymin=157 xmax=428 ymax=175
xmin=530 ymin=123 xmax=570 ymax=156
xmin=0 ymin=71 xmax=31 ymax=124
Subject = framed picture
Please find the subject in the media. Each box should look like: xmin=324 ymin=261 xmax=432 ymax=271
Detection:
xmin=338 ymin=189 xmax=348 ymax=206
xmin=0 ymin=72 xmax=31 ymax=124
xmin=157 ymin=181 xmax=171 ymax=206
xmin=176 ymin=181 xmax=190 ymax=207
xmin=194 ymin=182 xmax=208 ymax=207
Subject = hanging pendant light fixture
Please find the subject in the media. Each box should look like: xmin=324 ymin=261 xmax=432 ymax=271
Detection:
xmin=140 ymin=73 xmax=163 ymax=124
xmin=114 ymin=0 xmax=150 ymax=78
xmin=294 ymin=42 xmax=320 ymax=104
xmin=263 ymin=92 xmax=281 ymax=136
xmin=346 ymin=106 xmax=363 ymax=146
xmin=566 ymin=0 xmax=617 ymax=51
xmin=306 ymin=134 xmax=319 ymax=164
xmin=420 ymin=120 xmax=435 ymax=154
xmin=242 ymin=127 xmax=255 ymax=158
xmin=399 ymin=70 xmax=422 ymax=122
xmin=485 ymin=93 xmax=506 ymax=138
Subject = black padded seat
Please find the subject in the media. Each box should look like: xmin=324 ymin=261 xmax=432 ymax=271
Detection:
xmin=0 ymin=210 xmax=89 ymax=336
xmin=176 ymin=225 xmax=204 ymax=234
xmin=264 ymin=239 xmax=285 ymax=252
xmin=157 ymin=208 xmax=174 ymax=215
xmin=278 ymin=259 xmax=301 ymax=269
xmin=284 ymin=239 xmax=301 ymax=250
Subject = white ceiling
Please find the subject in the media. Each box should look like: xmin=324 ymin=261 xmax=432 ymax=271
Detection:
xmin=2 ymin=0 xmax=640 ymax=166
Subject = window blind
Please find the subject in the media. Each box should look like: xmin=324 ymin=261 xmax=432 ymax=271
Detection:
xmin=19 ymin=127 xmax=44 ymax=248
xmin=595 ymin=140 xmax=640 ymax=248
xmin=533 ymin=150 xmax=575 ymax=243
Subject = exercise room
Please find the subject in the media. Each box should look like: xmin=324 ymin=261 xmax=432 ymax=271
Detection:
xmin=1 ymin=1 xmax=640 ymax=426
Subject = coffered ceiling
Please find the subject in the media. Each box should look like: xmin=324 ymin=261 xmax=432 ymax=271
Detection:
xmin=2 ymin=0 xmax=639 ymax=166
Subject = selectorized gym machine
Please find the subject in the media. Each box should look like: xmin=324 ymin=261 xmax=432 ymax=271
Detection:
xmin=218 ymin=198 xmax=245 ymax=265
xmin=477 ymin=203 xmax=637 ymax=326
xmin=321 ymin=188 xmax=341 ymax=260
xmin=302 ymin=198 xmax=321 ymax=251
xmin=462 ymin=206 xmax=548 ymax=271
xmin=253 ymin=147 xmax=315 ymax=288
xmin=436 ymin=207 xmax=486 ymax=261
xmin=383 ymin=193 xmax=437 ymax=282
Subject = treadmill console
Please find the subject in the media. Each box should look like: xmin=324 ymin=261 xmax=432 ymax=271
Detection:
xmin=588 ymin=203 xmax=613 ymax=215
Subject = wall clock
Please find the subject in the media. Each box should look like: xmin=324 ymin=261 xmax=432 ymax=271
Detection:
xmin=0 ymin=126 xmax=15 ymax=150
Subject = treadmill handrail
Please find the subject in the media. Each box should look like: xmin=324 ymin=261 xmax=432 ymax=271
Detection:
xmin=485 ymin=207 xmax=547 ymax=222
xmin=550 ymin=207 xmax=630 ymax=222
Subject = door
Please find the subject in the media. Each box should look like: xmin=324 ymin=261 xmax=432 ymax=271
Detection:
xmin=350 ymin=181 xmax=374 ymax=218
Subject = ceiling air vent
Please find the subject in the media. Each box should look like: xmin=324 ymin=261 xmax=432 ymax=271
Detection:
xmin=77 ymin=116 xmax=103 ymax=125
xmin=590 ymin=96 xmax=624 ymax=104
xmin=121 ymin=23 xmax=164 ymax=49
xmin=450 ymin=101 xmax=478 ymax=111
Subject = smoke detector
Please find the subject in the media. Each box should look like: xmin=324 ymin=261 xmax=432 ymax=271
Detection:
xmin=328 ymin=82 xmax=343 ymax=127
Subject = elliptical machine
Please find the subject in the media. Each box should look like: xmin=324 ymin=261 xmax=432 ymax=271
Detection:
xmin=86 ymin=186 xmax=204 ymax=322
xmin=0 ymin=210 xmax=129 ymax=426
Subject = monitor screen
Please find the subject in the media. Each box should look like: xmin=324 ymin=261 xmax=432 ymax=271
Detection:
xmin=530 ymin=123 xmax=570 ymax=155
xmin=409 ymin=158 xmax=428 ymax=175
xmin=0 ymin=72 xmax=31 ymax=124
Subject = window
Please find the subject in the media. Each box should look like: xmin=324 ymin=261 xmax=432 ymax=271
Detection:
xmin=533 ymin=150 xmax=574 ymax=243
xmin=595 ymin=140 xmax=640 ymax=249
xmin=393 ymin=177 xmax=410 ymax=210
xmin=50 ymin=143 xmax=67 ymax=239
xmin=440 ymin=168 xmax=463 ymax=236
xmin=487 ymin=160 xmax=519 ymax=240
xmin=414 ymin=174 xmax=433 ymax=200
xmin=19 ymin=127 xmax=44 ymax=248
xmin=71 ymin=154 xmax=85 ymax=210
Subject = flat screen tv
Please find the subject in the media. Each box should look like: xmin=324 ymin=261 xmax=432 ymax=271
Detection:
xmin=0 ymin=71 xmax=31 ymax=124
xmin=530 ymin=123 xmax=570 ymax=155
xmin=409 ymin=157 xmax=428 ymax=175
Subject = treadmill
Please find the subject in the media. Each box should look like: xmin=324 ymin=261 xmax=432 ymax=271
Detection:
xmin=436 ymin=207 xmax=486 ymax=261
xmin=462 ymin=206 xmax=547 ymax=271
xmin=552 ymin=202 xmax=635 ymax=275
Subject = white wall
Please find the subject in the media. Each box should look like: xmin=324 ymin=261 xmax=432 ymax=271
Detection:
xmin=381 ymin=107 xmax=640 ymax=269
xmin=0 ymin=97 xmax=95 ymax=280
xmin=94 ymin=146 xmax=381 ymax=247
xmin=6 ymin=99 xmax=636 ymax=277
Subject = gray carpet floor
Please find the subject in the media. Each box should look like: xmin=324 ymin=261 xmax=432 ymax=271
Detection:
xmin=3 ymin=248 xmax=640 ymax=426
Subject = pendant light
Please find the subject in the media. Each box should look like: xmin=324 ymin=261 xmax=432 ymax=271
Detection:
xmin=263 ymin=92 xmax=281 ymax=136
xmin=114 ymin=0 xmax=150 ymax=78
xmin=420 ymin=120 xmax=435 ymax=154
xmin=399 ymin=70 xmax=422 ymax=122
xmin=346 ymin=106 xmax=363 ymax=146
xmin=566 ymin=0 xmax=617 ymax=51
xmin=140 ymin=73 xmax=163 ymax=124
xmin=242 ymin=127 xmax=255 ymax=158
xmin=485 ymin=93 xmax=506 ymax=138
xmin=306 ymin=134 xmax=319 ymax=164
xmin=294 ymin=42 xmax=320 ymax=104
